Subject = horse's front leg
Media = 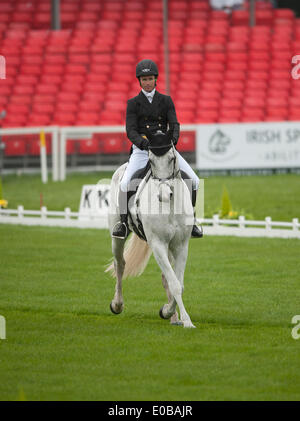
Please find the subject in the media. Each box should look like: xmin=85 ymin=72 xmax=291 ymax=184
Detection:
xmin=160 ymin=273 xmax=181 ymax=325
xmin=150 ymin=240 xmax=195 ymax=328
xmin=110 ymin=238 xmax=126 ymax=314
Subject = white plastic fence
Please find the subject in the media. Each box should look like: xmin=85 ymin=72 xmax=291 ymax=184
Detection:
xmin=0 ymin=124 xmax=198 ymax=182
xmin=59 ymin=124 xmax=198 ymax=181
xmin=0 ymin=126 xmax=60 ymax=180
xmin=1 ymin=206 xmax=299 ymax=239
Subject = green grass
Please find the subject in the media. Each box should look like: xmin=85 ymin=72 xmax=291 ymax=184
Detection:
xmin=1 ymin=172 xmax=300 ymax=220
xmin=1 ymin=225 xmax=300 ymax=401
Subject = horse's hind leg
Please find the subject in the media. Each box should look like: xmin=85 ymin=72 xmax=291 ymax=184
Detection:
xmin=110 ymin=238 xmax=126 ymax=314
xmin=161 ymin=273 xmax=181 ymax=325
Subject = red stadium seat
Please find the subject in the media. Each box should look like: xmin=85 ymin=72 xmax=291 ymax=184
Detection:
xmin=26 ymin=113 xmax=51 ymax=127
xmin=6 ymin=103 xmax=30 ymax=115
xmin=66 ymin=140 xmax=77 ymax=155
xmin=98 ymin=133 xmax=124 ymax=154
xmin=240 ymin=115 xmax=263 ymax=123
xmin=242 ymin=108 xmax=265 ymax=120
xmin=266 ymin=107 xmax=288 ymax=120
xmin=266 ymin=97 xmax=288 ymax=108
xmin=221 ymin=98 xmax=242 ymax=109
xmin=244 ymin=96 xmax=265 ymax=109
xmin=274 ymin=9 xmax=295 ymax=19
xmin=196 ymin=110 xmax=218 ymax=121
xmin=78 ymin=139 xmax=101 ymax=155
xmin=177 ymin=110 xmax=195 ymax=123
xmin=231 ymin=10 xmax=249 ymax=26
xmin=76 ymin=112 xmax=99 ymax=126
xmin=195 ymin=116 xmax=217 ymax=123
xmin=289 ymin=109 xmax=300 ymax=121
xmin=218 ymin=116 xmax=240 ymax=123
xmin=0 ymin=0 xmax=297 ymax=131
xmin=52 ymin=112 xmax=76 ymax=126
xmin=3 ymin=138 xmax=26 ymax=155
xmin=176 ymin=131 xmax=195 ymax=152
xmin=27 ymin=137 xmax=52 ymax=155
xmin=99 ymin=111 xmax=123 ymax=125
xmin=255 ymin=10 xmax=273 ymax=26
xmin=289 ymin=97 xmax=300 ymax=108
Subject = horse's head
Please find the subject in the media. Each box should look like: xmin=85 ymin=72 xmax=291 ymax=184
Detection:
xmin=146 ymin=131 xmax=179 ymax=181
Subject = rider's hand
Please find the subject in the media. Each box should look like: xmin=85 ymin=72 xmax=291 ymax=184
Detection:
xmin=140 ymin=139 xmax=149 ymax=150
xmin=140 ymin=135 xmax=149 ymax=151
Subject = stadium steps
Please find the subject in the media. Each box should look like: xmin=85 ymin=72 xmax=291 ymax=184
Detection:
xmin=0 ymin=0 xmax=299 ymax=155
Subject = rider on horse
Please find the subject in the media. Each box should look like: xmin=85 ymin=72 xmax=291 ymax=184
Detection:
xmin=112 ymin=59 xmax=203 ymax=240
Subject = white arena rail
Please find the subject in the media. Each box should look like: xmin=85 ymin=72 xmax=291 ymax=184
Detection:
xmin=0 ymin=206 xmax=299 ymax=239
xmin=59 ymin=124 xmax=198 ymax=181
xmin=0 ymin=126 xmax=60 ymax=180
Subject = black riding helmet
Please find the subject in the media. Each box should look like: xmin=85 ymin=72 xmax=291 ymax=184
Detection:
xmin=136 ymin=59 xmax=159 ymax=78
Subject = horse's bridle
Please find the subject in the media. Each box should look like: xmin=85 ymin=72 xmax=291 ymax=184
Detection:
xmin=148 ymin=144 xmax=180 ymax=181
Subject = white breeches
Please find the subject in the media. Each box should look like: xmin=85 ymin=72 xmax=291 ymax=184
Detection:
xmin=120 ymin=145 xmax=199 ymax=192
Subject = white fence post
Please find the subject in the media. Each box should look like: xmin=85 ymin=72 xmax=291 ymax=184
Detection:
xmin=293 ymin=218 xmax=299 ymax=233
xmin=265 ymin=216 xmax=272 ymax=231
xmin=65 ymin=207 xmax=71 ymax=220
xmin=239 ymin=215 xmax=245 ymax=229
xmin=52 ymin=127 xmax=59 ymax=182
xmin=213 ymin=214 xmax=219 ymax=228
xmin=60 ymin=132 xmax=66 ymax=182
xmin=41 ymin=206 xmax=47 ymax=220
xmin=17 ymin=205 xmax=24 ymax=221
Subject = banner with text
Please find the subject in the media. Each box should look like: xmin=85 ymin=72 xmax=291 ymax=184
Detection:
xmin=196 ymin=122 xmax=300 ymax=170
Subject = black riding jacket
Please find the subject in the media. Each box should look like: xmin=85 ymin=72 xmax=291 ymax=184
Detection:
xmin=126 ymin=90 xmax=180 ymax=150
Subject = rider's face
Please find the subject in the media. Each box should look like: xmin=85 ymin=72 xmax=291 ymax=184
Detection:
xmin=139 ymin=75 xmax=156 ymax=92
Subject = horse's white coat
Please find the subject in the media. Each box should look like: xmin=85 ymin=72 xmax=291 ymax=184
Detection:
xmin=106 ymin=145 xmax=195 ymax=328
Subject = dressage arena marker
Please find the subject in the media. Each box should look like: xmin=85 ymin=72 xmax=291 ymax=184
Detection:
xmin=0 ymin=206 xmax=299 ymax=239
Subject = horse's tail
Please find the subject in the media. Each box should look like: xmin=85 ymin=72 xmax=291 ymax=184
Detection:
xmin=105 ymin=233 xmax=152 ymax=279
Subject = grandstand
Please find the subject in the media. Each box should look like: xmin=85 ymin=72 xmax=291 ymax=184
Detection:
xmin=0 ymin=0 xmax=299 ymax=165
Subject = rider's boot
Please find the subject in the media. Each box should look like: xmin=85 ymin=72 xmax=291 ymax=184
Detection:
xmin=191 ymin=188 xmax=203 ymax=238
xmin=112 ymin=189 xmax=130 ymax=240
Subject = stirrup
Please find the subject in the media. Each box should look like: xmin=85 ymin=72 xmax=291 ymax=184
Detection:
xmin=112 ymin=221 xmax=129 ymax=240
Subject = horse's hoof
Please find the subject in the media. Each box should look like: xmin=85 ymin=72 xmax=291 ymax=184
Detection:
xmin=183 ymin=320 xmax=196 ymax=328
xmin=170 ymin=312 xmax=182 ymax=325
xmin=159 ymin=305 xmax=169 ymax=319
xmin=171 ymin=321 xmax=184 ymax=326
xmin=110 ymin=302 xmax=123 ymax=314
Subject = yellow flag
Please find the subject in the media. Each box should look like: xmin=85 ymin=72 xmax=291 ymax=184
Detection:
xmin=40 ymin=131 xmax=46 ymax=148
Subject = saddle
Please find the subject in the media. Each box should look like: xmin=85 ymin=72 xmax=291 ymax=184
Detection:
xmin=122 ymin=162 xmax=192 ymax=243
